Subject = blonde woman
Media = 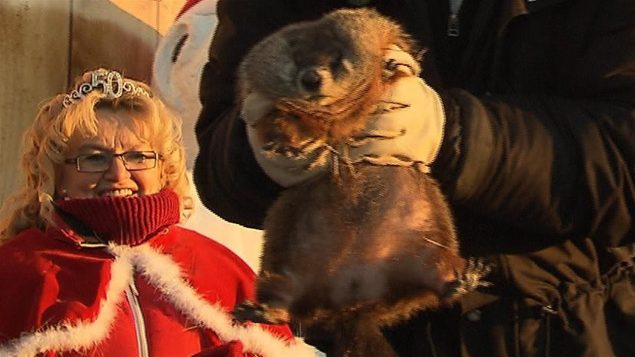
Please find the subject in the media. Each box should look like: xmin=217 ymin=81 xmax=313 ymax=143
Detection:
xmin=0 ymin=69 xmax=317 ymax=357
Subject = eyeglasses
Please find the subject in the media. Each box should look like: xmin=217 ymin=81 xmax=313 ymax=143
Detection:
xmin=64 ymin=150 xmax=160 ymax=173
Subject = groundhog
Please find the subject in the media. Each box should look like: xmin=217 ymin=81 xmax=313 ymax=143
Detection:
xmin=234 ymin=8 xmax=489 ymax=357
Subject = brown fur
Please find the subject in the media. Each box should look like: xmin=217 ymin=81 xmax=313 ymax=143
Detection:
xmin=236 ymin=8 xmax=485 ymax=356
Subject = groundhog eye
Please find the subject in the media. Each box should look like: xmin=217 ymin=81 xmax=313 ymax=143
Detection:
xmin=330 ymin=54 xmax=345 ymax=71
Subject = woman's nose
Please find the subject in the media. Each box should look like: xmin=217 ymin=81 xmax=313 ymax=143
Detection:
xmin=103 ymin=156 xmax=131 ymax=180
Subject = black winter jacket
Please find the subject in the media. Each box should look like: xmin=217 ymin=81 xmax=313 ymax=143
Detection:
xmin=194 ymin=0 xmax=635 ymax=355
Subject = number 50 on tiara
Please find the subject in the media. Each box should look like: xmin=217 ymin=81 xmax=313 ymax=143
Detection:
xmin=62 ymin=69 xmax=150 ymax=108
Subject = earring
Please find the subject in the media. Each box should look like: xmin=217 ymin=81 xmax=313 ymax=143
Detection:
xmin=56 ymin=189 xmax=70 ymax=201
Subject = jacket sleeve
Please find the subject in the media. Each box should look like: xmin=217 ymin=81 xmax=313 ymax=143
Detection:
xmin=431 ymin=3 xmax=635 ymax=248
xmin=193 ymin=0 xmax=291 ymax=229
xmin=0 ymin=231 xmax=61 ymax=343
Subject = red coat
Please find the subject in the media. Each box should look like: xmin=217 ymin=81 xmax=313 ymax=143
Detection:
xmin=0 ymin=225 xmax=315 ymax=356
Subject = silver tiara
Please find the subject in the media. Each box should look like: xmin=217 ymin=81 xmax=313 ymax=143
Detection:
xmin=62 ymin=69 xmax=150 ymax=108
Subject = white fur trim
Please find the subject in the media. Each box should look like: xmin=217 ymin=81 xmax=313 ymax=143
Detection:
xmin=0 ymin=244 xmax=317 ymax=357
xmin=0 ymin=248 xmax=134 ymax=357
xmin=132 ymin=244 xmax=317 ymax=357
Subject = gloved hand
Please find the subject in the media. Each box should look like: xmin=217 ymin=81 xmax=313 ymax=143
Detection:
xmin=243 ymin=46 xmax=446 ymax=187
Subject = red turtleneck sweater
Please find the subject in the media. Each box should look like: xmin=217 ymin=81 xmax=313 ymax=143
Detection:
xmin=0 ymin=190 xmax=316 ymax=357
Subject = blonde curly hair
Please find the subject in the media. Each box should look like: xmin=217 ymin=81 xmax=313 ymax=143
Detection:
xmin=0 ymin=69 xmax=191 ymax=241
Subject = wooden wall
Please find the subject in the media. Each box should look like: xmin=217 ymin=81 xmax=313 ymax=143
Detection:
xmin=0 ymin=0 xmax=185 ymax=203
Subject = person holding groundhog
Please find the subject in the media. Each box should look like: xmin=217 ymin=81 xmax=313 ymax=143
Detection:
xmin=192 ymin=0 xmax=635 ymax=356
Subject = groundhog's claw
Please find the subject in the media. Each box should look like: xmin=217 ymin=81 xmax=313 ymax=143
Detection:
xmin=232 ymin=300 xmax=291 ymax=325
xmin=443 ymin=258 xmax=493 ymax=299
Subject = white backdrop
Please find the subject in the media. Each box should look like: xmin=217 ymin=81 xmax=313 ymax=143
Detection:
xmin=152 ymin=0 xmax=264 ymax=272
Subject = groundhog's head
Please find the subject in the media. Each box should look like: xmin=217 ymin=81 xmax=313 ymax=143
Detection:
xmin=239 ymin=8 xmax=416 ymax=108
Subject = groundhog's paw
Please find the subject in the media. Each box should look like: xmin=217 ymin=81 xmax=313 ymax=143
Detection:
xmin=262 ymin=141 xmax=309 ymax=159
xmin=443 ymin=258 xmax=493 ymax=299
xmin=262 ymin=141 xmax=298 ymax=159
xmin=232 ymin=300 xmax=291 ymax=325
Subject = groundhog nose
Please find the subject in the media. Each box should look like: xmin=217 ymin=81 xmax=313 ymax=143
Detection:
xmin=300 ymin=69 xmax=322 ymax=92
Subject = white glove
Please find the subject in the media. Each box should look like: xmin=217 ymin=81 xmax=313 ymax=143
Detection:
xmin=244 ymin=46 xmax=446 ymax=187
